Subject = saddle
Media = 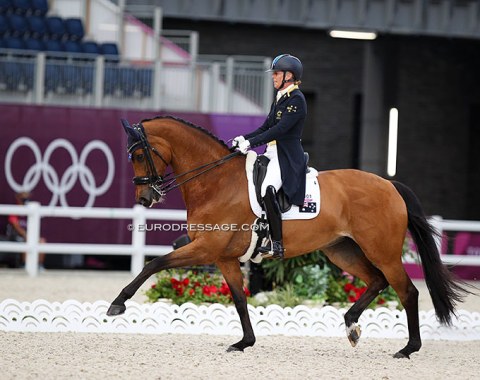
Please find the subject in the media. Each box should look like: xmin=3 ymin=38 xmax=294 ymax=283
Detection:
xmin=252 ymin=153 xmax=310 ymax=213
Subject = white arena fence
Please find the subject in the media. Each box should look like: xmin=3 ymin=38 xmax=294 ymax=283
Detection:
xmin=0 ymin=203 xmax=480 ymax=277
xmin=0 ymin=299 xmax=479 ymax=340
xmin=0 ymin=202 xmax=186 ymax=277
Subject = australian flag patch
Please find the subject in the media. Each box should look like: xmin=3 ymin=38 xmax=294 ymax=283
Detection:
xmin=299 ymin=201 xmax=317 ymax=213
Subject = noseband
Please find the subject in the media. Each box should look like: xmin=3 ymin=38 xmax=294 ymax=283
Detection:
xmin=126 ymin=123 xmax=241 ymax=197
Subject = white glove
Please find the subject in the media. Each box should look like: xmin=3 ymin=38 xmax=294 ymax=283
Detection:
xmin=237 ymin=139 xmax=251 ymax=154
xmin=231 ymin=135 xmax=245 ymax=148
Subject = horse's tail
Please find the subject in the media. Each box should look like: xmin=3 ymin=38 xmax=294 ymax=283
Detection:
xmin=391 ymin=181 xmax=472 ymax=325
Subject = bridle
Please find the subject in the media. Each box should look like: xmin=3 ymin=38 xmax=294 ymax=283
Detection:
xmin=126 ymin=122 xmax=241 ymax=198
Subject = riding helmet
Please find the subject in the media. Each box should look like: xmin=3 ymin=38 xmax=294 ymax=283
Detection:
xmin=267 ymin=54 xmax=303 ymax=81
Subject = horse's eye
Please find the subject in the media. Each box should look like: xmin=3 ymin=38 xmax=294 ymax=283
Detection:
xmin=135 ymin=153 xmax=145 ymax=162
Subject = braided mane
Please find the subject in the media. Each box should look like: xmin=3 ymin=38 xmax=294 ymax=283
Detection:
xmin=141 ymin=115 xmax=229 ymax=149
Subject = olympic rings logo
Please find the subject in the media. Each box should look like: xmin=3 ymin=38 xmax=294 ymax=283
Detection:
xmin=5 ymin=137 xmax=115 ymax=207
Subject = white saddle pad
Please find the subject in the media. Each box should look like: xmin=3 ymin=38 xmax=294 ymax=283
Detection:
xmin=245 ymin=151 xmax=320 ymax=220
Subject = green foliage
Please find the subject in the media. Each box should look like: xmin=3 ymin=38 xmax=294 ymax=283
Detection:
xmin=144 ymin=267 xmax=250 ymax=305
xmin=248 ymin=283 xmax=304 ymax=308
xmin=261 ymin=250 xmax=327 ymax=286
xmin=259 ymin=249 xmax=402 ymax=309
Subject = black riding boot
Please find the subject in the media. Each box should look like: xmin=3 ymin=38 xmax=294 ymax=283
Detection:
xmin=258 ymin=185 xmax=285 ymax=259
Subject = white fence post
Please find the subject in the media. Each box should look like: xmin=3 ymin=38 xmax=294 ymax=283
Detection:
xmin=226 ymin=56 xmax=234 ymax=113
xmin=25 ymin=202 xmax=41 ymax=277
xmin=94 ymin=55 xmax=105 ymax=107
xmin=34 ymin=52 xmax=45 ymax=105
xmin=131 ymin=204 xmax=146 ymax=276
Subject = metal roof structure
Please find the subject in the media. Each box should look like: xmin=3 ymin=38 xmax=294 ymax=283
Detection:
xmin=121 ymin=0 xmax=480 ymax=40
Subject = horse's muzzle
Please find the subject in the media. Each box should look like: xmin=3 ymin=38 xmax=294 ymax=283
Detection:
xmin=138 ymin=196 xmax=152 ymax=208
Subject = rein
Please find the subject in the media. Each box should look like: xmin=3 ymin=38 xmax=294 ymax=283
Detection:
xmin=160 ymin=150 xmax=241 ymax=194
xmin=127 ymin=122 xmax=241 ymax=196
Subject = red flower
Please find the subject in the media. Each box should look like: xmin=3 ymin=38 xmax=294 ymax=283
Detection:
xmin=182 ymin=278 xmax=190 ymax=286
xmin=244 ymin=287 xmax=251 ymax=297
xmin=151 ymin=284 xmax=156 ymax=289
xmin=202 ymin=285 xmax=218 ymax=297
xmin=219 ymin=282 xmax=231 ymax=296
xmin=189 ymin=288 xmax=195 ymax=296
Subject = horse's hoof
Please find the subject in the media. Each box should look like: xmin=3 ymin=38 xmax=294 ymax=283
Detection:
xmin=106 ymin=304 xmax=126 ymax=316
xmin=226 ymin=345 xmax=244 ymax=353
xmin=347 ymin=324 xmax=361 ymax=347
xmin=393 ymin=351 xmax=410 ymax=359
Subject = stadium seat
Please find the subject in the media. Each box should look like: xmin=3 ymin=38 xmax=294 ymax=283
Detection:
xmin=0 ymin=14 xmax=9 ymax=36
xmin=64 ymin=39 xmax=82 ymax=54
xmin=4 ymin=35 xmax=24 ymax=49
xmin=26 ymin=14 xmax=46 ymax=38
xmin=64 ymin=17 xmax=84 ymax=41
xmin=81 ymin=40 xmax=99 ymax=55
xmin=7 ymin=13 xmax=28 ymax=37
xmin=30 ymin=0 xmax=47 ymax=16
xmin=13 ymin=0 xmax=31 ymax=15
xmin=24 ymin=36 xmax=43 ymax=50
xmin=0 ymin=0 xmax=13 ymax=14
xmin=45 ymin=16 xmax=66 ymax=40
xmin=100 ymin=42 xmax=119 ymax=62
xmin=44 ymin=38 xmax=63 ymax=53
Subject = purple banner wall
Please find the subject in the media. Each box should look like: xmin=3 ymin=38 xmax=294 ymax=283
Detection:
xmin=0 ymin=104 xmax=263 ymax=246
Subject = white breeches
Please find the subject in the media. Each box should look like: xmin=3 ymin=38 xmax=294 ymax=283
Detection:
xmin=260 ymin=144 xmax=282 ymax=197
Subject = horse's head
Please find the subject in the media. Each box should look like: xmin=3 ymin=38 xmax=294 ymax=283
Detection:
xmin=121 ymin=119 xmax=170 ymax=207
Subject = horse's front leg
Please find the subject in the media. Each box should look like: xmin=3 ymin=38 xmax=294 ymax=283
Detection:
xmin=107 ymin=241 xmax=210 ymax=316
xmin=217 ymin=259 xmax=256 ymax=352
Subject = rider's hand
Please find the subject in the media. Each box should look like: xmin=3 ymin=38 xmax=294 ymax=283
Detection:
xmin=231 ymin=135 xmax=245 ymax=148
xmin=237 ymin=140 xmax=250 ymax=154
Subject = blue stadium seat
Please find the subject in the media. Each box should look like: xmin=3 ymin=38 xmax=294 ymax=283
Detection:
xmin=13 ymin=0 xmax=31 ymax=15
xmin=64 ymin=17 xmax=84 ymax=41
xmin=64 ymin=39 xmax=82 ymax=54
xmin=4 ymin=35 xmax=24 ymax=49
xmin=26 ymin=14 xmax=46 ymax=38
xmin=24 ymin=36 xmax=43 ymax=50
xmin=45 ymin=16 xmax=66 ymax=40
xmin=44 ymin=38 xmax=63 ymax=53
xmin=100 ymin=42 xmax=119 ymax=62
xmin=7 ymin=13 xmax=28 ymax=37
xmin=0 ymin=14 xmax=9 ymax=35
xmin=81 ymin=40 xmax=99 ymax=55
xmin=30 ymin=0 xmax=47 ymax=16
xmin=0 ymin=0 xmax=13 ymax=14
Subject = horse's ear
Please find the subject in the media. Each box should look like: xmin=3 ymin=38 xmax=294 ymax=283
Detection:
xmin=120 ymin=119 xmax=141 ymax=141
xmin=121 ymin=118 xmax=132 ymax=134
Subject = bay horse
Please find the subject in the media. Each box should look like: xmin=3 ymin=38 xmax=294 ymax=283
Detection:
xmin=107 ymin=115 xmax=471 ymax=359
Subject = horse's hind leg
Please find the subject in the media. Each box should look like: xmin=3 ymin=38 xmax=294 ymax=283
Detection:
xmin=217 ymin=259 xmax=256 ymax=352
xmin=324 ymin=239 xmax=389 ymax=347
xmin=378 ymin=263 xmax=421 ymax=359
xmin=354 ymin=236 xmax=421 ymax=358
xmin=107 ymin=240 xmax=212 ymax=316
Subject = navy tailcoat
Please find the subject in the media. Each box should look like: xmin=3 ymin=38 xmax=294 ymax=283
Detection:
xmin=245 ymin=87 xmax=307 ymax=206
